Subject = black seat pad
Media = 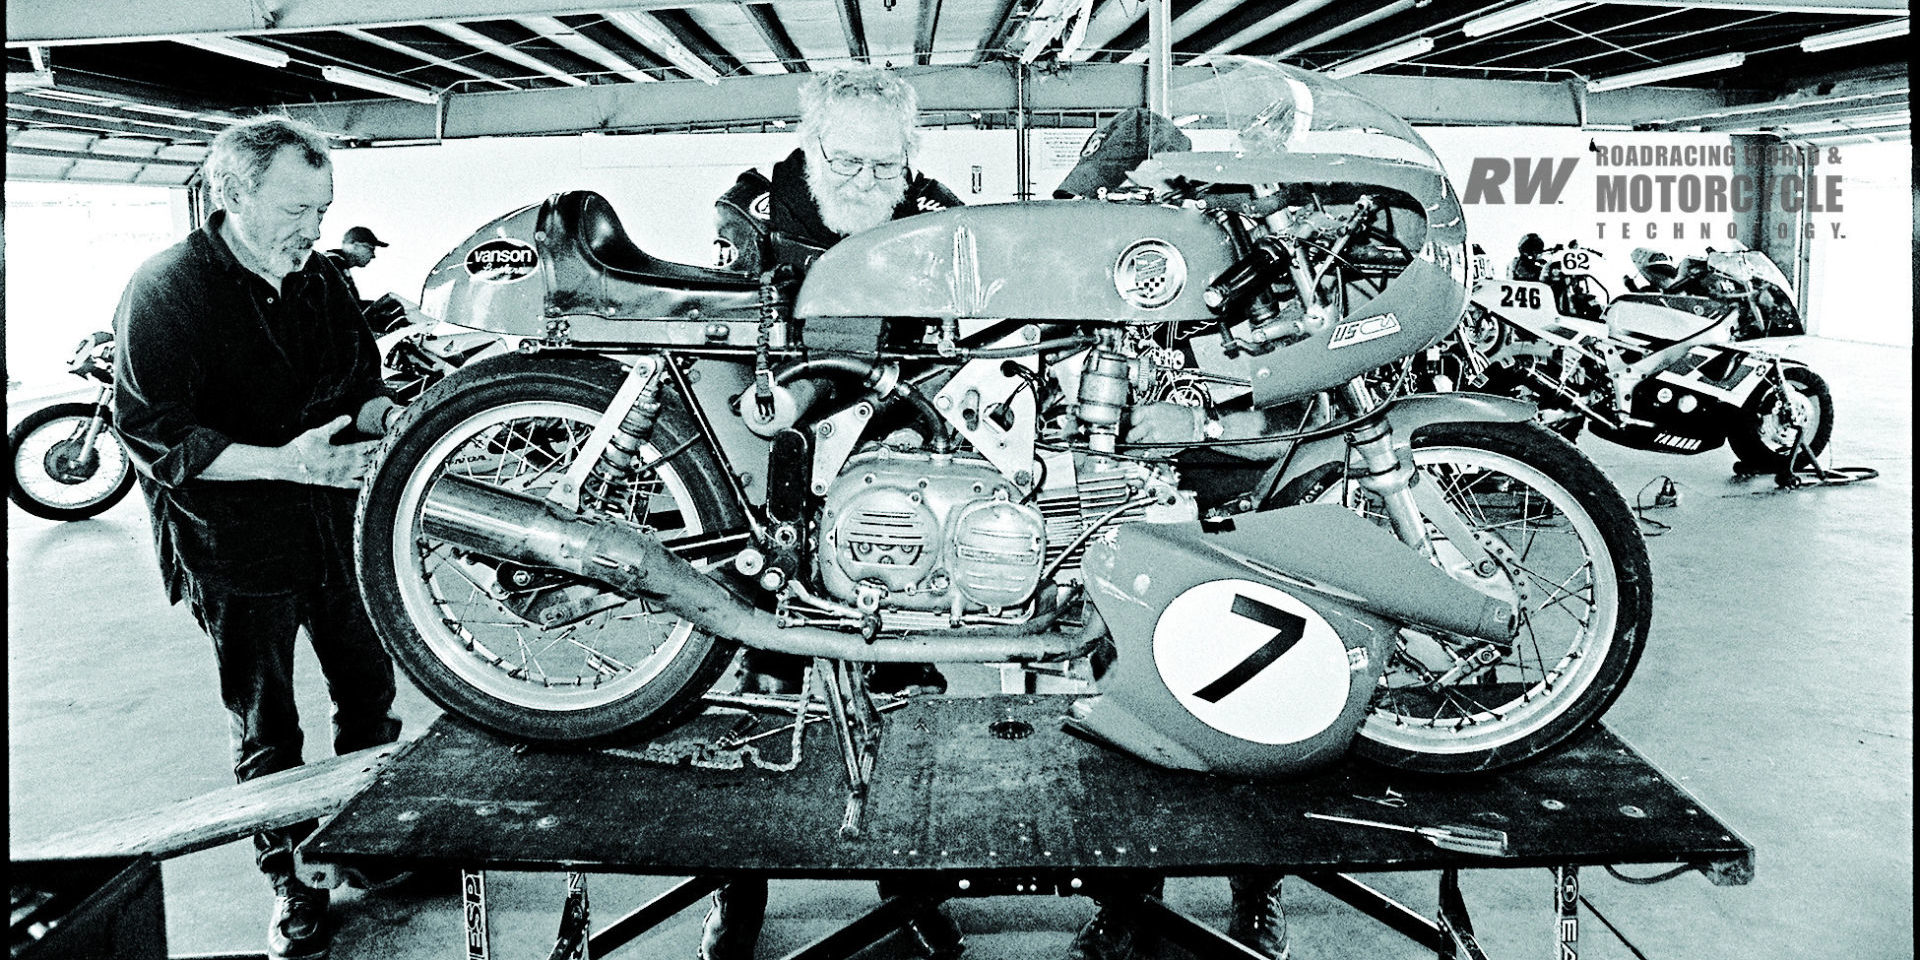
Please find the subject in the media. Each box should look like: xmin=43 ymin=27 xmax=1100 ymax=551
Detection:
xmin=544 ymin=191 xmax=757 ymax=290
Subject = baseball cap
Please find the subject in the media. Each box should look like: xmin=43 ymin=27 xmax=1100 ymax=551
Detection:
xmin=343 ymin=226 xmax=388 ymax=247
xmin=1053 ymin=107 xmax=1193 ymax=199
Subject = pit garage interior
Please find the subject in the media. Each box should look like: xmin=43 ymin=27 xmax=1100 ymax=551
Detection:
xmin=5 ymin=0 xmax=1912 ymax=958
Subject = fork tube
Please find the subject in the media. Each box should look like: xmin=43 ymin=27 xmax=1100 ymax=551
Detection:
xmin=76 ymin=386 xmax=112 ymax=450
xmin=1335 ymin=380 xmax=1435 ymax=557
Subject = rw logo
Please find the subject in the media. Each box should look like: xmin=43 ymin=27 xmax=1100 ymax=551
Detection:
xmin=1462 ymin=157 xmax=1581 ymax=204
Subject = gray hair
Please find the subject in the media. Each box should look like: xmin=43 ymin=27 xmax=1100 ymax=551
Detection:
xmin=796 ymin=67 xmax=920 ymax=155
xmin=203 ymin=116 xmax=332 ymax=206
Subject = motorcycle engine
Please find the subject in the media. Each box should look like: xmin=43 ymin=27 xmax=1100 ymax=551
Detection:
xmin=818 ymin=449 xmax=1047 ymax=613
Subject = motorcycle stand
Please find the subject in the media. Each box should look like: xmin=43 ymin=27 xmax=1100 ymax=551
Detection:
xmin=815 ymin=657 xmax=884 ymax=838
xmin=1737 ymin=425 xmax=1878 ymax=489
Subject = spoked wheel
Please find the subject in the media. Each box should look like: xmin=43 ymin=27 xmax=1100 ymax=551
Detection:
xmin=1728 ymin=364 xmax=1832 ymax=474
xmin=1460 ymin=303 xmax=1506 ymax=357
xmin=356 ymin=353 xmax=748 ymax=745
xmin=7 ymin=402 xmax=135 ymax=521
xmin=1276 ymin=420 xmax=1651 ymax=773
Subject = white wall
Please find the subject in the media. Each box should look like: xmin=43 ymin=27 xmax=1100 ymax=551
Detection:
xmin=1805 ymin=140 xmax=1911 ymax=346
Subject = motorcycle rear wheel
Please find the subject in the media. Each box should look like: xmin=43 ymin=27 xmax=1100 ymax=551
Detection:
xmin=356 ymin=353 xmax=746 ymax=745
xmin=1728 ymin=365 xmax=1832 ymax=473
xmin=1275 ymin=420 xmax=1651 ymax=774
xmin=7 ymin=402 xmax=135 ymax=521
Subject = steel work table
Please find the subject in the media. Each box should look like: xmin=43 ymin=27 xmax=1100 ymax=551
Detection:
xmin=300 ymin=695 xmax=1753 ymax=959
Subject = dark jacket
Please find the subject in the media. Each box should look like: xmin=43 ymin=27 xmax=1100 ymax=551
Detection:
xmin=114 ymin=212 xmax=388 ymax=600
xmin=767 ymin=148 xmax=962 ymax=270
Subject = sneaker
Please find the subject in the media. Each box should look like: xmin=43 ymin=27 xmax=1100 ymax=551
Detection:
xmin=901 ymin=904 xmax=965 ymax=959
xmin=1066 ymin=903 xmax=1144 ymax=960
xmin=1226 ymin=875 xmax=1291 ymax=960
xmin=267 ymin=884 xmax=331 ymax=960
xmin=698 ymin=882 xmax=766 ymax=960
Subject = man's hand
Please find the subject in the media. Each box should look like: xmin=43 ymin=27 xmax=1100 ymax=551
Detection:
xmin=284 ymin=416 xmax=380 ymax=488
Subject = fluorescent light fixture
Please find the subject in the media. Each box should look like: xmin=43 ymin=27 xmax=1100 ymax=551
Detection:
xmin=1801 ymin=17 xmax=1907 ymax=52
xmin=606 ymin=11 xmax=722 ymax=84
xmin=178 ymin=36 xmax=293 ymax=69
xmin=1463 ymin=0 xmax=1584 ymax=37
xmin=1325 ymin=37 xmax=1433 ymax=79
xmin=320 ymin=65 xmax=439 ymax=103
xmin=1586 ymin=52 xmax=1745 ymax=92
xmin=7 ymin=70 xmax=54 ymax=92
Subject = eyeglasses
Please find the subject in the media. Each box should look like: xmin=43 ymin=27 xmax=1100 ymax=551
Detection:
xmin=820 ymin=149 xmax=906 ymax=180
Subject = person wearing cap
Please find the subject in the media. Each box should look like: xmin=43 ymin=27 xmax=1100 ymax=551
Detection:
xmin=323 ymin=226 xmax=408 ymax=332
xmin=1508 ymin=233 xmax=1547 ymax=282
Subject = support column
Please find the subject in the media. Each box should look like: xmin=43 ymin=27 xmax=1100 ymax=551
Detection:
xmin=1146 ymin=0 xmax=1170 ymax=116
xmin=1730 ymin=133 xmax=1816 ymax=329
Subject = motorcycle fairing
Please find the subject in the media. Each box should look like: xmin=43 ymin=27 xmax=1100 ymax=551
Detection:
xmin=1070 ymin=504 xmax=1514 ymax=777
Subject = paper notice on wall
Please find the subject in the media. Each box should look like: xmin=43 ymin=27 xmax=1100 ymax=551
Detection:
xmin=1032 ymin=129 xmax=1096 ymax=198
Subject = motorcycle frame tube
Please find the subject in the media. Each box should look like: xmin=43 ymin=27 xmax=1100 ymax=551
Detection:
xmin=1264 ymin=391 xmax=1539 ymax=500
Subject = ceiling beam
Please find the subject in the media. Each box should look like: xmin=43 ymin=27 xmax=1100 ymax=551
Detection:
xmin=341 ymin=27 xmax=522 ymax=91
xmin=8 ymin=103 xmax=224 ymax=141
xmin=6 ymin=143 xmax=204 ymax=169
xmin=271 ymin=63 xmax=1740 ymax=141
xmin=915 ymin=0 xmax=944 ymax=66
xmin=833 ymin=0 xmax=873 ymax=62
xmin=741 ymin=4 xmax=807 ymax=72
xmin=427 ymin=21 xmax=587 ymax=86
xmin=5 ymin=0 xmax=735 ymax=47
xmin=521 ymin=16 xmax=658 ymax=83
xmin=8 ymin=92 xmax=234 ymax=134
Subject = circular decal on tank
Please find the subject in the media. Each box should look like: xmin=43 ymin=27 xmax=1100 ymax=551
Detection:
xmin=1114 ymin=239 xmax=1186 ymax=309
xmin=1151 ymin=578 xmax=1351 ymax=745
xmin=465 ymin=238 xmax=539 ymax=283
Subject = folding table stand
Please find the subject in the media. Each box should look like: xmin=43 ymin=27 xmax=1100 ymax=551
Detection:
xmin=299 ymin=695 xmax=1753 ymax=960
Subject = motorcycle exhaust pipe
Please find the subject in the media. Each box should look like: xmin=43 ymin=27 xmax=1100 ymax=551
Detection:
xmin=420 ymin=475 xmax=1075 ymax=663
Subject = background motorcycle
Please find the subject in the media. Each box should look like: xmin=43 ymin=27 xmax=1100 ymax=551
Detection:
xmin=1627 ymin=244 xmax=1804 ymax=340
xmin=354 ymin=60 xmax=1651 ymax=780
xmin=1463 ymin=243 xmax=1832 ymax=471
xmin=7 ymin=331 xmax=135 ymax=521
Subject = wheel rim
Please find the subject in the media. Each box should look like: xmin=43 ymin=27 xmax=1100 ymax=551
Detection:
xmin=14 ymin=416 xmax=128 ymax=510
xmin=1463 ymin=306 xmax=1501 ymax=355
xmin=1757 ymin=380 xmax=1820 ymax=453
xmin=1322 ymin=445 xmax=1620 ymax=755
xmin=390 ymin=399 xmax=708 ymax=713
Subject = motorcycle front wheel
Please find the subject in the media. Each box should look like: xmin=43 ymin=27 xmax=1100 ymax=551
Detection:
xmin=1275 ymin=420 xmax=1652 ymax=774
xmin=1727 ymin=365 xmax=1832 ymax=472
xmin=7 ymin=402 xmax=135 ymax=521
xmin=356 ymin=352 xmax=747 ymax=745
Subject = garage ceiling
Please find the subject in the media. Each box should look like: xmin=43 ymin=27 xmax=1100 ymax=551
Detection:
xmin=6 ymin=0 xmax=1909 ymax=185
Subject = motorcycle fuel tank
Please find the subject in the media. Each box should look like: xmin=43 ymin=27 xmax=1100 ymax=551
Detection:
xmin=794 ymin=202 xmax=1236 ymax=323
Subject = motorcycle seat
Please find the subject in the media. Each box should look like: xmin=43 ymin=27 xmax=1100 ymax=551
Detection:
xmin=537 ymin=191 xmax=761 ymax=320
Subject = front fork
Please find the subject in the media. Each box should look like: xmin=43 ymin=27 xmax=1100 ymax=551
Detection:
xmin=1334 ymin=380 xmax=1518 ymax=613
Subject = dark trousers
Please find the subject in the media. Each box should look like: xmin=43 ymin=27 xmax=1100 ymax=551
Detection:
xmin=188 ymin=579 xmax=401 ymax=890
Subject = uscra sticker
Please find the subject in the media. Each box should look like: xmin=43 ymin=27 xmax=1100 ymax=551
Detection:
xmin=1114 ymin=239 xmax=1186 ymax=310
xmin=1328 ymin=311 xmax=1400 ymax=349
xmin=466 ymin=238 xmax=539 ymax=283
xmin=1151 ymin=578 xmax=1350 ymax=745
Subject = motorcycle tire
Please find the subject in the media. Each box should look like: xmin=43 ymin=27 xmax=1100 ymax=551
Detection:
xmin=1459 ymin=303 xmax=1506 ymax=358
xmin=356 ymin=352 xmax=747 ymax=745
xmin=1727 ymin=364 xmax=1833 ymax=473
xmin=7 ymin=402 xmax=136 ymax=521
xmin=1273 ymin=420 xmax=1651 ymax=774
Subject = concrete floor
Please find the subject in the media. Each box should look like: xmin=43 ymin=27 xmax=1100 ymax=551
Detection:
xmin=8 ymin=336 xmax=1911 ymax=960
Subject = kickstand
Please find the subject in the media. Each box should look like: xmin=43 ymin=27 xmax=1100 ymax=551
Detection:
xmin=815 ymin=658 xmax=884 ymax=838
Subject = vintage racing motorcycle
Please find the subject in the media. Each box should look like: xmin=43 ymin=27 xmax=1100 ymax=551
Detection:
xmin=1463 ymin=241 xmax=1833 ymax=472
xmin=1627 ymin=244 xmax=1804 ymax=340
xmin=355 ymin=60 xmax=1652 ymax=786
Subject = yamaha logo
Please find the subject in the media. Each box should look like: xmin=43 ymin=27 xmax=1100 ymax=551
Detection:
xmin=1114 ymin=239 xmax=1186 ymax=309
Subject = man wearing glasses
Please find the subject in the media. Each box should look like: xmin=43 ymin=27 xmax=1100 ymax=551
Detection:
xmin=766 ymin=66 xmax=963 ymax=269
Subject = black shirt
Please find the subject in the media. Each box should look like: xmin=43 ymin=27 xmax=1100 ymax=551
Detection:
xmin=113 ymin=211 xmax=389 ymax=600
xmin=322 ymin=249 xmax=368 ymax=306
xmin=768 ymin=148 xmax=962 ymax=266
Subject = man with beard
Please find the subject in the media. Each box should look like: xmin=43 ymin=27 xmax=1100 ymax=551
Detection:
xmin=113 ymin=116 xmax=405 ymax=960
xmin=699 ymin=67 xmax=967 ymax=960
xmin=767 ymin=66 xmax=963 ymax=270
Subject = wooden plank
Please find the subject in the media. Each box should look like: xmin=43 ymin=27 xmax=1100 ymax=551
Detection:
xmin=10 ymin=742 xmax=409 ymax=862
xmin=302 ymin=699 xmax=1754 ymax=882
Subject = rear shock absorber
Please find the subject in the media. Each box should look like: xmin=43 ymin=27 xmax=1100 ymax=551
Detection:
xmin=579 ymin=370 xmax=665 ymax=515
